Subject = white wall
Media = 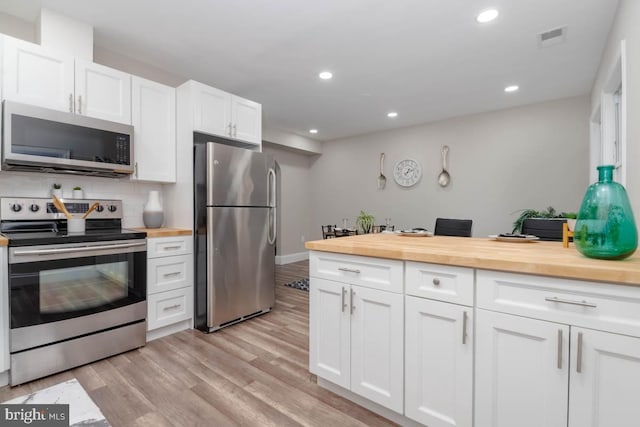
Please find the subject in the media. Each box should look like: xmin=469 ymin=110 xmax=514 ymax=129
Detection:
xmin=591 ymin=0 xmax=640 ymax=226
xmin=310 ymin=96 xmax=590 ymax=239
xmin=262 ymin=145 xmax=314 ymax=262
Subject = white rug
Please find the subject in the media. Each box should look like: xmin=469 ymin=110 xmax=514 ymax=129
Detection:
xmin=3 ymin=379 xmax=109 ymax=426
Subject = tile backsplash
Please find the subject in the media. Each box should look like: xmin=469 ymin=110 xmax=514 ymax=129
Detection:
xmin=0 ymin=171 xmax=164 ymax=228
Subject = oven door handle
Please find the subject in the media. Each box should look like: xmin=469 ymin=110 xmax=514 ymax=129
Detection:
xmin=13 ymin=241 xmax=146 ymax=256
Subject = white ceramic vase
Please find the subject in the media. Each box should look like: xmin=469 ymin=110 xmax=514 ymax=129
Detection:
xmin=73 ymin=189 xmax=84 ymax=199
xmin=52 ymin=188 xmax=63 ymax=199
xmin=143 ymin=190 xmax=164 ymax=228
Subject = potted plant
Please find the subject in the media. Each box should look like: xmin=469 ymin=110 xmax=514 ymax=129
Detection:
xmin=356 ymin=210 xmax=375 ymax=234
xmin=51 ymin=183 xmax=63 ymax=199
xmin=73 ymin=186 xmax=83 ymax=199
xmin=512 ymin=206 xmax=577 ymax=233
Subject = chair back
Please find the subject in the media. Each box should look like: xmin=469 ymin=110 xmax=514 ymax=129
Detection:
xmin=321 ymin=225 xmax=336 ymax=239
xmin=521 ymin=218 xmax=566 ymax=241
xmin=434 ymin=218 xmax=473 ymax=237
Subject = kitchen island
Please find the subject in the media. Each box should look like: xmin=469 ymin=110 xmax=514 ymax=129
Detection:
xmin=305 ymin=234 xmax=640 ymax=427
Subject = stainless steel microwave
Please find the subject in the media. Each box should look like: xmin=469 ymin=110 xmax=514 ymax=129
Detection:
xmin=2 ymin=100 xmax=134 ymax=177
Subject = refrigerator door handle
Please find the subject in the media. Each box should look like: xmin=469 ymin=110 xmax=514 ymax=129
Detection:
xmin=267 ymin=167 xmax=277 ymax=245
xmin=206 ymin=142 xmax=215 ymax=205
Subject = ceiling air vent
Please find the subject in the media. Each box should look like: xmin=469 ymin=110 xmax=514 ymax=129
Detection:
xmin=538 ymin=26 xmax=566 ymax=48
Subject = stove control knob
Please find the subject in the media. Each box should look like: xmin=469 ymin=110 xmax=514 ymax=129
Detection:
xmin=10 ymin=203 xmax=22 ymax=212
xmin=29 ymin=204 xmax=40 ymax=212
xmin=96 ymin=204 xmax=104 ymax=213
xmin=108 ymin=205 xmax=117 ymax=213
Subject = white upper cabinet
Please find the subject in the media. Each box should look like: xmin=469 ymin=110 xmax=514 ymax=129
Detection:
xmin=131 ymin=76 xmax=176 ymax=183
xmin=231 ymin=95 xmax=261 ymax=144
xmin=191 ymin=81 xmax=261 ymax=145
xmin=2 ymin=36 xmax=131 ymax=124
xmin=2 ymin=36 xmax=74 ymax=112
xmin=193 ymin=83 xmax=231 ymax=137
xmin=75 ymin=58 xmax=131 ymax=124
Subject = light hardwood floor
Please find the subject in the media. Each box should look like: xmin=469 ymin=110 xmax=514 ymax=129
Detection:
xmin=1 ymin=261 xmax=397 ymax=427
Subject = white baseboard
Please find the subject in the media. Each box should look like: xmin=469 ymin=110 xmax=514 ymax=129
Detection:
xmin=276 ymin=251 xmax=309 ymax=265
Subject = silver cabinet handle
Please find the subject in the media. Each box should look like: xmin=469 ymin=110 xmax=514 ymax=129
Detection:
xmin=462 ymin=311 xmax=468 ymax=344
xmin=163 ymin=304 xmax=181 ymax=311
xmin=433 ymin=278 xmax=441 ymax=286
xmin=557 ymin=329 xmax=563 ymax=369
xmin=227 ymin=122 xmax=232 ymax=137
xmin=350 ymin=289 xmax=355 ymax=314
xmin=577 ymin=332 xmax=583 ymax=373
xmin=163 ymin=246 xmax=182 ymax=251
xmin=69 ymin=93 xmax=74 ymax=112
xmin=232 ymin=123 xmax=237 ymax=137
xmin=135 ymin=162 xmax=139 ymax=178
xmin=77 ymin=95 xmax=82 ymax=114
xmin=341 ymin=287 xmax=346 ymax=313
xmin=163 ymin=271 xmax=181 ymax=278
xmin=338 ymin=267 xmax=361 ymax=274
xmin=545 ymin=296 xmax=597 ymax=308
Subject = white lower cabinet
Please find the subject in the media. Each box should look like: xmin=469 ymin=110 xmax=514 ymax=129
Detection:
xmin=309 ymin=274 xmax=404 ymax=413
xmin=405 ymin=296 xmax=473 ymax=427
xmin=146 ymin=235 xmax=193 ymax=340
xmin=568 ymin=327 xmax=640 ymax=427
xmin=475 ymin=309 xmax=569 ymax=427
xmin=476 ymin=270 xmax=640 ymax=427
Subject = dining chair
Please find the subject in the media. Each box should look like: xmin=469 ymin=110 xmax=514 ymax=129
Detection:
xmin=521 ymin=218 xmax=566 ymax=241
xmin=321 ymin=225 xmax=336 ymax=239
xmin=434 ymin=218 xmax=473 ymax=237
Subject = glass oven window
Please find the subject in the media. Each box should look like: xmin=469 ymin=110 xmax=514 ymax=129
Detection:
xmin=40 ymin=262 xmax=129 ymax=314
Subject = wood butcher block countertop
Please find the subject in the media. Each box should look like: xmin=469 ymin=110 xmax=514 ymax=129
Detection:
xmin=305 ymin=234 xmax=640 ymax=286
xmin=131 ymin=227 xmax=192 ymax=238
xmin=0 ymin=236 xmax=7 ymax=246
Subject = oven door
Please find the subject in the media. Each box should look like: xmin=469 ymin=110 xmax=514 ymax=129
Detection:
xmin=9 ymin=239 xmax=146 ymax=352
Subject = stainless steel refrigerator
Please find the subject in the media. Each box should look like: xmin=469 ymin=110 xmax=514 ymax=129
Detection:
xmin=194 ymin=141 xmax=276 ymax=332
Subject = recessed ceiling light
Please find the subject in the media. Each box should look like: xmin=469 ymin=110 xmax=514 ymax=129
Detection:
xmin=504 ymin=85 xmax=519 ymax=93
xmin=387 ymin=112 xmax=398 ymax=118
xmin=309 ymin=129 xmax=318 ymax=134
xmin=318 ymin=71 xmax=333 ymax=80
xmin=476 ymin=9 xmax=499 ymax=23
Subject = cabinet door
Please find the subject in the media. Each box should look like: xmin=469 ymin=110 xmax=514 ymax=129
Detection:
xmin=475 ymin=309 xmax=569 ymax=427
xmin=193 ymin=84 xmax=231 ymax=137
xmin=405 ymin=296 xmax=472 ymax=427
xmin=569 ymin=328 xmax=640 ymax=427
xmin=309 ymin=278 xmax=350 ymax=389
xmin=231 ymin=95 xmax=261 ymax=144
xmin=75 ymin=59 xmax=131 ymax=124
xmin=131 ymin=76 xmax=176 ymax=182
xmin=350 ymin=285 xmax=403 ymax=413
xmin=2 ymin=36 xmax=74 ymax=112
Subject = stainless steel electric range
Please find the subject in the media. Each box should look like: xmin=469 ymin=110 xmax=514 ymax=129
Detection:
xmin=1 ymin=197 xmax=147 ymax=386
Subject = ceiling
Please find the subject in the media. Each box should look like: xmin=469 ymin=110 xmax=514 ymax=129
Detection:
xmin=0 ymin=0 xmax=619 ymax=141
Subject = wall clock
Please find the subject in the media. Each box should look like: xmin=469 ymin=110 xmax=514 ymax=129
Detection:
xmin=393 ymin=158 xmax=422 ymax=187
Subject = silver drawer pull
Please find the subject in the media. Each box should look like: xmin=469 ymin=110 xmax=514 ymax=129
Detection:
xmin=462 ymin=311 xmax=468 ymax=344
xmin=350 ymin=289 xmax=356 ymax=314
xmin=338 ymin=267 xmax=361 ymax=274
xmin=545 ymin=296 xmax=597 ymax=308
xmin=163 ymin=304 xmax=181 ymax=311
xmin=341 ymin=287 xmax=347 ymax=313
xmin=163 ymin=245 xmax=182 ymax=250
xmin=163 ymin=272 xmax=181 ymax=277
xmin=577 ymin=332 xmax=584 ymax=373
xmin=433 ymin=278 xmax=441 ymax=286
xmin=557 ymin=329 xmax=563 ymax=369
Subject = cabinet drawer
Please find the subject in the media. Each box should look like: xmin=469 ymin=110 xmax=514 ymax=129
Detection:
xmin=477 ymin=270 xmax=640 ymax=337
xmin=148 ymin=254 xmax=193 ymax=295
xmin=310 ymin=251 xmax=403 ymax=293
xmin=147 ymin=236 xmax=192 ymax=258
xmin=406 ymin=261 xmax=474 ymax=305
xmin=147 ymin=287 xmax=193 ymax=331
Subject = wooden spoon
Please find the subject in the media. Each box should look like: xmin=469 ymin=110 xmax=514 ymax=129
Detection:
xmin=52 ymin=194 xmax=72 ymax=219
xmin=82 ymin=202 xmax=100 ymax=219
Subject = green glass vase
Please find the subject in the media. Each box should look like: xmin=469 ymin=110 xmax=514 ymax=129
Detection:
xmin=574 ymin=165 xmax=638 ymax=260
